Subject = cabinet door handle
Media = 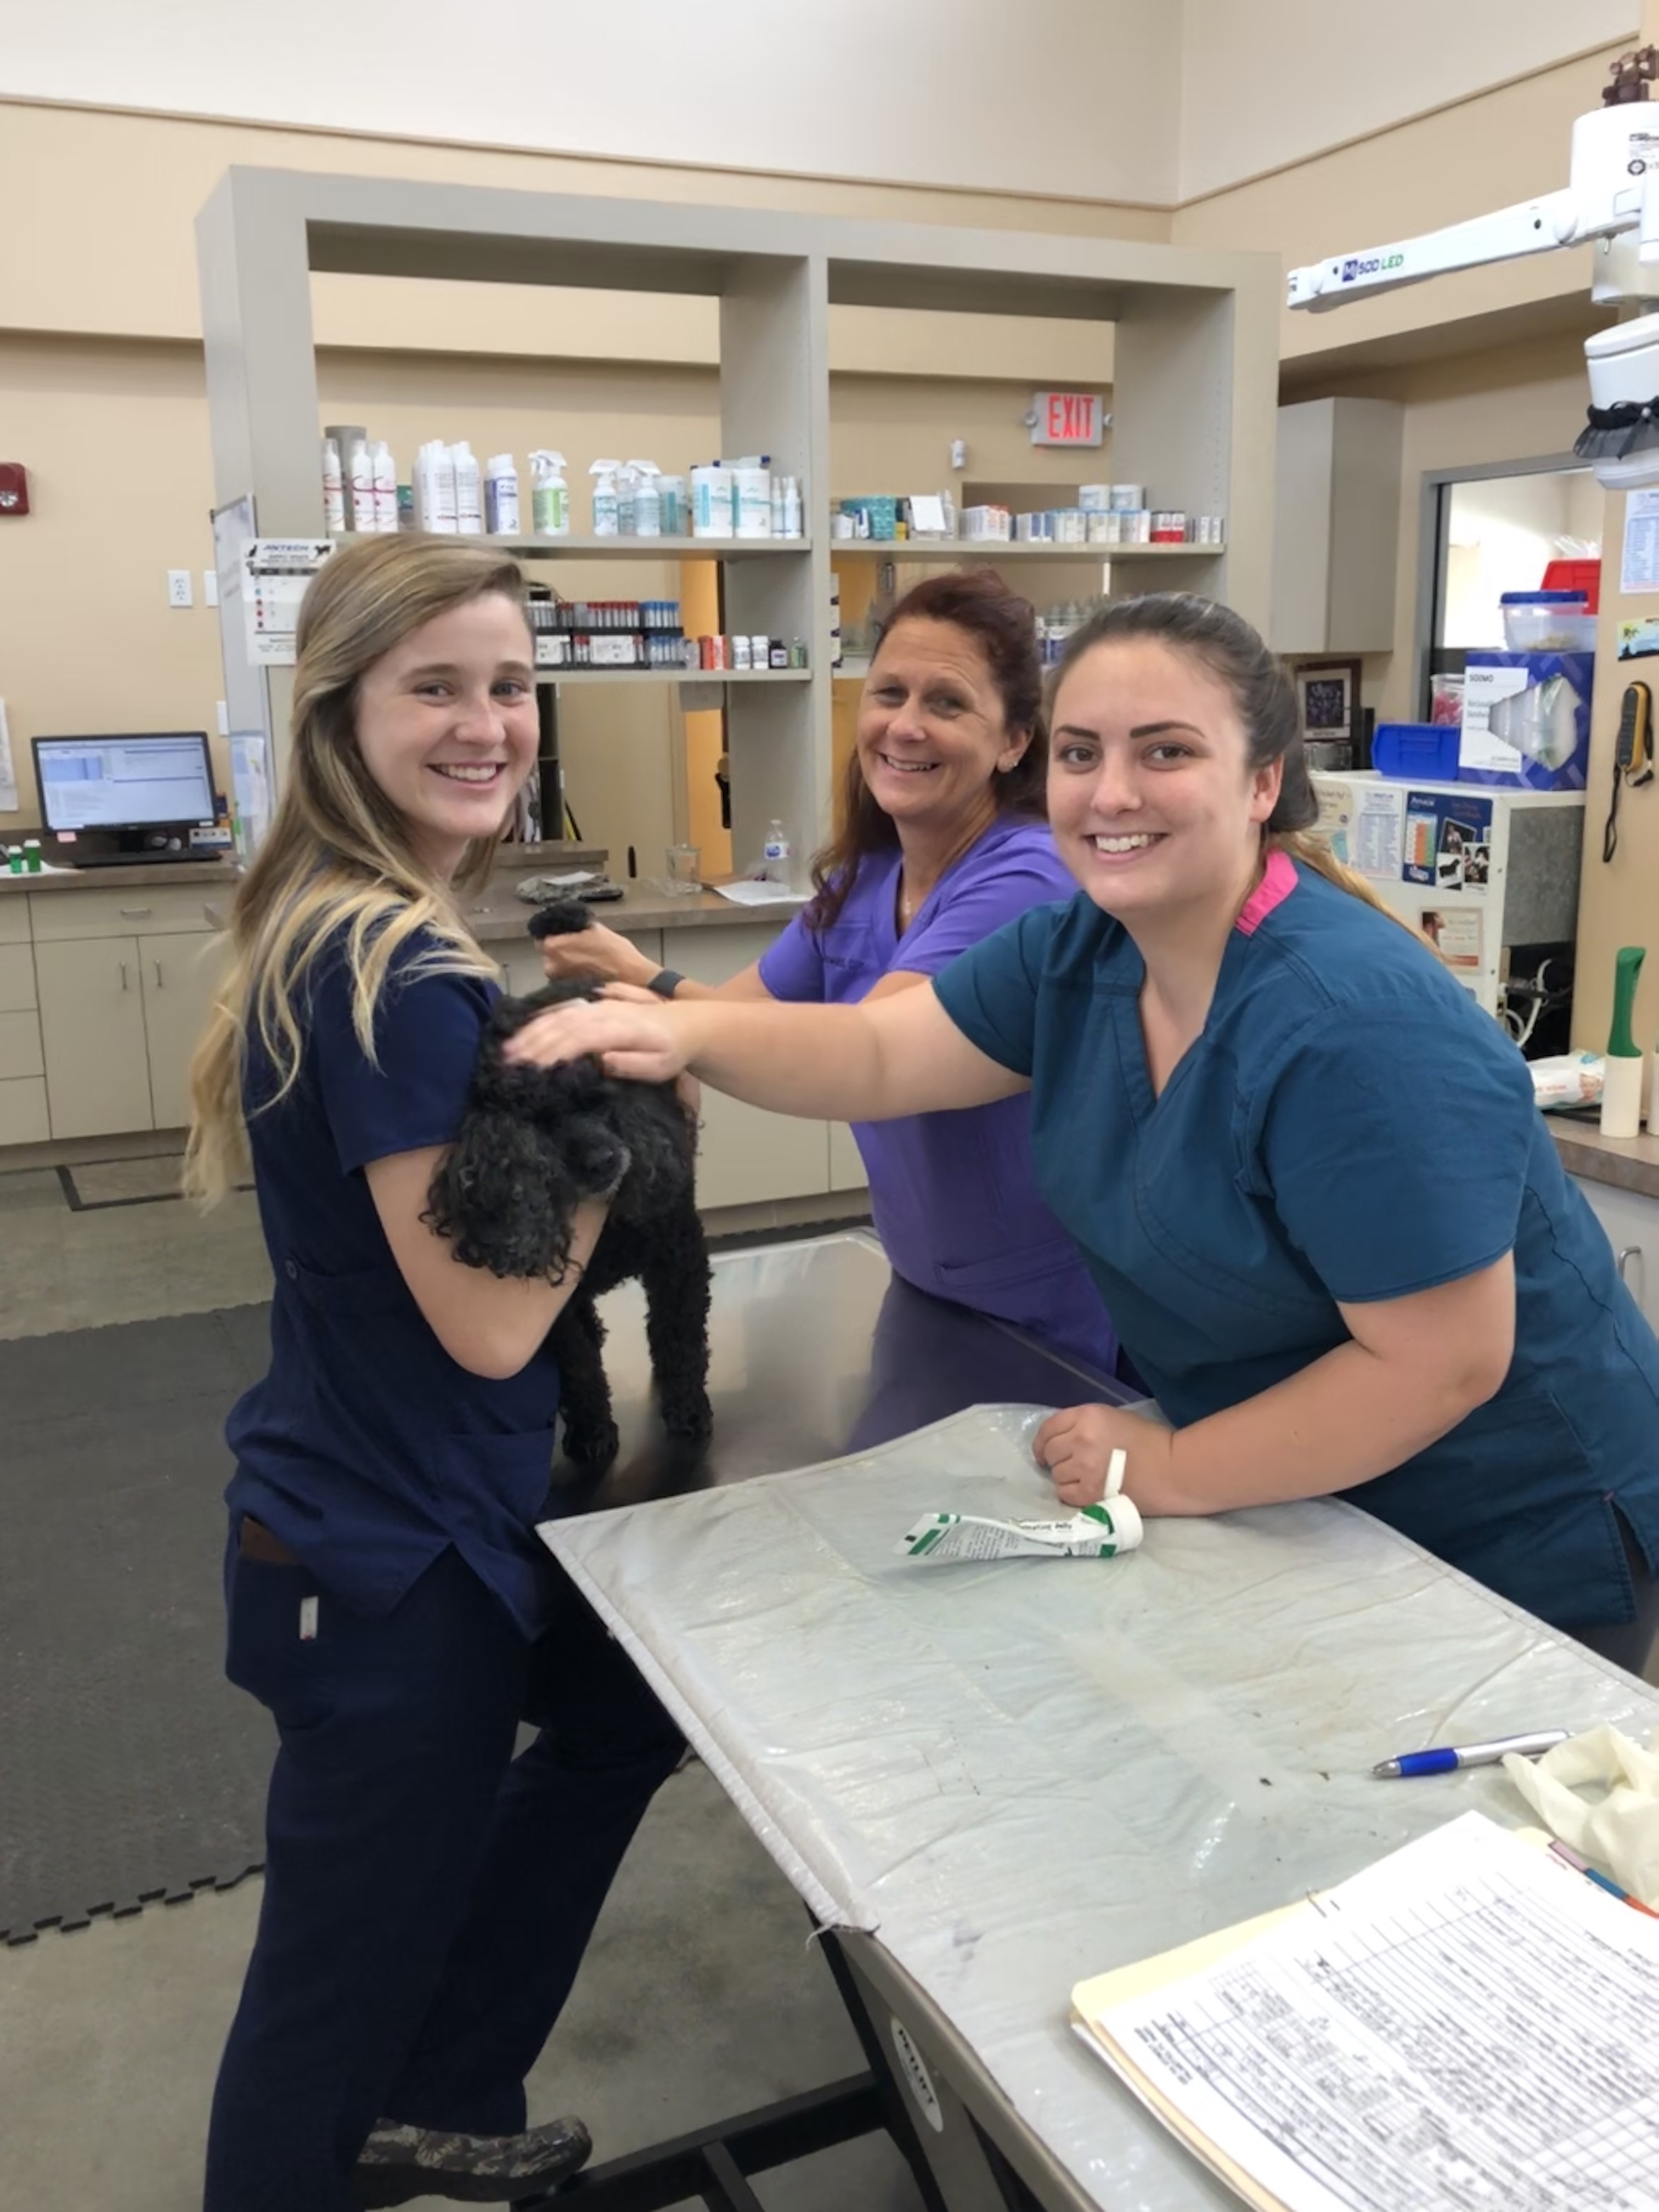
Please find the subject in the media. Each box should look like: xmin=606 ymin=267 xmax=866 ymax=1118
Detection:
xmin=119 ymin=961 xmax=130 ymax=992
xmin=118 ymin=907 xmax=154 ymax=919
xmin=153 ymin=960 xmax=165 ymax=989
xmin=1618 ymin=1245 xmax=1642 ymax=1286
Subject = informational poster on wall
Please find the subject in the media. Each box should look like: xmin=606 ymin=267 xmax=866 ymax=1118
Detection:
xmin=242 ymin=538 xmax=334 ymax=666
xmin=1404 ymin=790 xmax=1492 ymax=891
xmin=1313 ymin=778 xmax=1404 ymax=879
xmin=1622 ymin=488 xmax=1659 ymax=595
xmin=1418 ymin=905 xmax=1483 ymax=970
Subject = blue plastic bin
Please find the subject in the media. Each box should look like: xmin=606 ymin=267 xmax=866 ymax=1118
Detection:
xmin=1372 ymin=723 xmax=1462 ymax=782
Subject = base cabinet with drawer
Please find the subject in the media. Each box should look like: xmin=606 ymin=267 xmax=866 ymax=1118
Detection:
xmin=1571 ymin=1175 xmax=1659 ymax=1329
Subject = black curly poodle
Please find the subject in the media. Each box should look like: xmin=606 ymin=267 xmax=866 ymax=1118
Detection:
xmin=425 ymin=900 xmax=712 ymax=1471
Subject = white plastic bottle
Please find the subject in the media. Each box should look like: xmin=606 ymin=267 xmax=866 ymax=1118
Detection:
xmin=320 ymin=437 xmax=346 ymax=534
xmin=781 ymin=474 xmax=803 ymax=539
xmin=451 ymin=441 xmax=484 ymax=535
xmin=416 ymin=441 xmax=459 ymax=533
xmin=484 ymin=453 xmax=521 ymax=535
xmin=530 ymin=451 xmax=569 ymax=537
xmin=761 ymin=817 xmax=792 ymax=884
xmin=630 ymin=460 xmax=661 ymax=537
xmin=590 ymin=459 xmax=622 ymax=537
xmin=371 ymin=440 xmax=399 ymax=532
xmin=348 ymin=439 xmax=376 ymax=535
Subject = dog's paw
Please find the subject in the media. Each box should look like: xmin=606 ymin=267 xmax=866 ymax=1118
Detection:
xmin=562 ymin=1416 xmax=622 ymax=1471
xmin=662 ymin=1393 xmax=713 ymax=1448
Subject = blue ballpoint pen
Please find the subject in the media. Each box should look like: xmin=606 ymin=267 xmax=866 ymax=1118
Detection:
xmin=1371 ymin=1729 xmax=1570 ymax=1778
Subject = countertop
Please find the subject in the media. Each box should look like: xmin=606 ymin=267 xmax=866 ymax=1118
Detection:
xmin=1549 ymin=1119 xmax=1659 ymax=1201
xmin=0 ymin=860 xmax=241 ymax=894
xmin=461 ymin=878 xmax=806 ymax=944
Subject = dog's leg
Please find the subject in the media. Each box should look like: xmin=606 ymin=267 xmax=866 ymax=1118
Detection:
xmin=550 ymin=1293 xmax=621 ymax=1471
xmin=641 ymin=1207 xmax=713 ymax=1448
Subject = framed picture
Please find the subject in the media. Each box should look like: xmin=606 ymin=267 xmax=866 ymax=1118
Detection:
xmin=1293 ymin=658 xmax=1363 ymax=742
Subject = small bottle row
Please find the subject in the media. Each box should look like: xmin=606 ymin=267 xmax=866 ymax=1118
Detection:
xmin=320 ymin=428 xmax=807 ymax=543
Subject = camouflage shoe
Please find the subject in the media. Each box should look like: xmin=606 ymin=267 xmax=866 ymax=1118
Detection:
xmin=352 ymin=2114 xmax=593 ymax=2206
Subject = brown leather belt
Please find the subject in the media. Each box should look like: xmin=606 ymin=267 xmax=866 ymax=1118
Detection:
xmin=239 ymin=1515 xmax=302 ymax=1567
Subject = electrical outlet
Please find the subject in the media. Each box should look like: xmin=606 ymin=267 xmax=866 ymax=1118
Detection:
xmin=203 ymin=568 xmax=219 ymax=608
xmin=167 ymin=568 xmax=193 ymax=609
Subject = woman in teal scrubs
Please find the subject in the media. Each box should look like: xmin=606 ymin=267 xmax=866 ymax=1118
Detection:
xmin=503 ymin=594 xmax=1659 ymax=1666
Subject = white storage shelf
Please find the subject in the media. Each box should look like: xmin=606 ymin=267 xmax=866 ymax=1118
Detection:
xmin=534 ymin=667 xmax=810 ymax=687
xmin=831 ymin=541 xmax=1226 ymax=563
xmin=342 ymin=533 xmax=811 ymax=560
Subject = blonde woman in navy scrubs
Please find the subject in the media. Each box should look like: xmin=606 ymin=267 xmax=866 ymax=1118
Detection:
xmin=505 ymin=594 xmax=1659 ymax=1667
xmin=187 ymin=538 xmax=679 ymax=2212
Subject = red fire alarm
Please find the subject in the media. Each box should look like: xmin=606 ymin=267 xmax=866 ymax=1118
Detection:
xmin=0 ymin=464 xmax=30 ymax=516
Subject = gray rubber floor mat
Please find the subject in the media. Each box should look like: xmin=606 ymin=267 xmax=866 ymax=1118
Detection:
xmin=0 ymin=1305 xmax=276 ymax=1942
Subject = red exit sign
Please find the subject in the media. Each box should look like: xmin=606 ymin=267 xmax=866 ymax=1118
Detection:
xmin=1030 ymin=391 xmax=1106 ymax=448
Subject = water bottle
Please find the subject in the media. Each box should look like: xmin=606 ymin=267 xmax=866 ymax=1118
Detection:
xmin=761 ymin=818 xmax=791 ymax=884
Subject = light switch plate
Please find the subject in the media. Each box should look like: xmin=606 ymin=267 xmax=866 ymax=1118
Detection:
xmin=203 ymin=568 xmax=219 ymax=608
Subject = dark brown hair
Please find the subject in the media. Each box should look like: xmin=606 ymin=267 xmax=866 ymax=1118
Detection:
xmin=806 ymin=568 xmax=1048 ymax=927
xmin=1048 ymin=592 xmax=1417 ymax=927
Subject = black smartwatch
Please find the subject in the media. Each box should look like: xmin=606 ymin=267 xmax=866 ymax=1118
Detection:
xmin=646 ymin=968 xmax=684 ymax=1000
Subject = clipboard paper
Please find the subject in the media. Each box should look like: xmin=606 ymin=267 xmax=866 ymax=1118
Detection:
xmin=1072 ymin=1812 xmax=1659 ymax=2212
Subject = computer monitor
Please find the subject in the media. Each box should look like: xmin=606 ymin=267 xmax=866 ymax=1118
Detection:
xmin=32 ymin=732 xmax=217 ymax=842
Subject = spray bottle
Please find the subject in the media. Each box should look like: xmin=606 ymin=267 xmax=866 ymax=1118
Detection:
xmin=1601 ymin=945 xmax=1646 ymax=1139
xmin=320 ymin=437 xmax=346 ymax=534
xmin=629 ymin=460 xmax=661 ymax=537
xmin=529 ymin=452 xmax=569 ymax=537
xmin=589 ymin=459 xmax=622 ymax=537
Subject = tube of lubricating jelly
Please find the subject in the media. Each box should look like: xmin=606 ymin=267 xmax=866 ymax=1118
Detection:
xmin=895 ymin=1443 xmax=1143 ymax=1562
xmin=895 ymin=1497 xmax=1144 ymax=1563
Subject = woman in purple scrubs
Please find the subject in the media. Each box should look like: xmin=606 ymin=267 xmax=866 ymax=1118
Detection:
xmin=540 ymin=569 xmax=1117 ymax=1375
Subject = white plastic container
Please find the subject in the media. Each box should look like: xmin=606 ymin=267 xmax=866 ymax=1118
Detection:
xmin=657 ymin=475 xmax=686 ymax=535
xmin=320 ymin=437 xmax=346 ymax=534
xmin=451 ymin=442 xmax=484 ymax=535
xmin=416 ymin=441 xmax=459 ymax=533
xmin=691 ymin=464 xmax=733 ymax=538
xmin=371 ymin=441 xmax=399 ymax=532
xmin=484 ymin=453 xmax=520 ymax=535
xmin=781 ymin=475 xmax=803 ymax=540
xmin=348 ymin=438 xmax=376 ymax=535
xmin=1499 ymin=591 xmax=1596 ymax=652
xmin=590 ymin=459 xmax=621 ymax=536
xmin=732 ymin=460 xmax=772 ymax=539
xmin=630 ymin=460 xmax=662 ymax=537
xmin=529 ymin=451 xmax=569 ymax=537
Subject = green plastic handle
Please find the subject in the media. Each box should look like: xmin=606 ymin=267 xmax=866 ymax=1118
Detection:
xmin=1609 ymin=945 xmax=1646 ymax=1060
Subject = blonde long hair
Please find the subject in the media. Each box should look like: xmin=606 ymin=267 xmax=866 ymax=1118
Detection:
xmin=184 ymin=536 xmax=531 ymax=1206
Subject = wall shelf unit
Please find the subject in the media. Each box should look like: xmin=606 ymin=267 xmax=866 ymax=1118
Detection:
xmin=829 ymin=541 xmax=1227 ymax=563
xmin=534 ymin=668 xmax=810 ymax=687
xmin=197 ymin=169 xmax=1277 ymax=860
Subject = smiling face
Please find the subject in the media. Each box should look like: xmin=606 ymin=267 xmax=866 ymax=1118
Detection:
xmin=856 ymin=617 xmax=1029 ymax=843
xmin=352 ymin=593 xmax=538 ymax=877
xmin=1047 ymin=637 xmax=1283 ymax=927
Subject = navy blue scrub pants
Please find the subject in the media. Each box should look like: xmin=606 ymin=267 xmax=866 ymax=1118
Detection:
xmin=204 ymin=1537 xmax=683 ymax=2212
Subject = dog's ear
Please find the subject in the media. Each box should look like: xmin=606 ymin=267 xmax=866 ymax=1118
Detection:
xmin=425 ymin=1109 xmax=579 ymax=1280
xmin=526 ymin=898 xmax=594 ymax=943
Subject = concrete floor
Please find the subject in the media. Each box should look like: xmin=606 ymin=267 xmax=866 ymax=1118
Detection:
xmin=0 ymin=1154 xmax=921 ymax=2212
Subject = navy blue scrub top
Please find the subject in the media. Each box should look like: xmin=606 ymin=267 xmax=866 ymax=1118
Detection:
xmin=934 ymin=853 xmax=1659 ymax=1630
xmin=226 ymin=926 xmax=560 ymax=1638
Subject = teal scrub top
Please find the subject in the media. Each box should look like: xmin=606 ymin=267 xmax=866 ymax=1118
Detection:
xmin=933 ymin=853 xmax=1659 ymax=1630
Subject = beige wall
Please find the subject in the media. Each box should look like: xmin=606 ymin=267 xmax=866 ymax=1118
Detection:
xmin=0 ymin=3 xmax=1185 ymax=205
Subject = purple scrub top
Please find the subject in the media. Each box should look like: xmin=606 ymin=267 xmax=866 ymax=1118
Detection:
xmin=758 ymin=814 xmax=1118 ymax=1375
